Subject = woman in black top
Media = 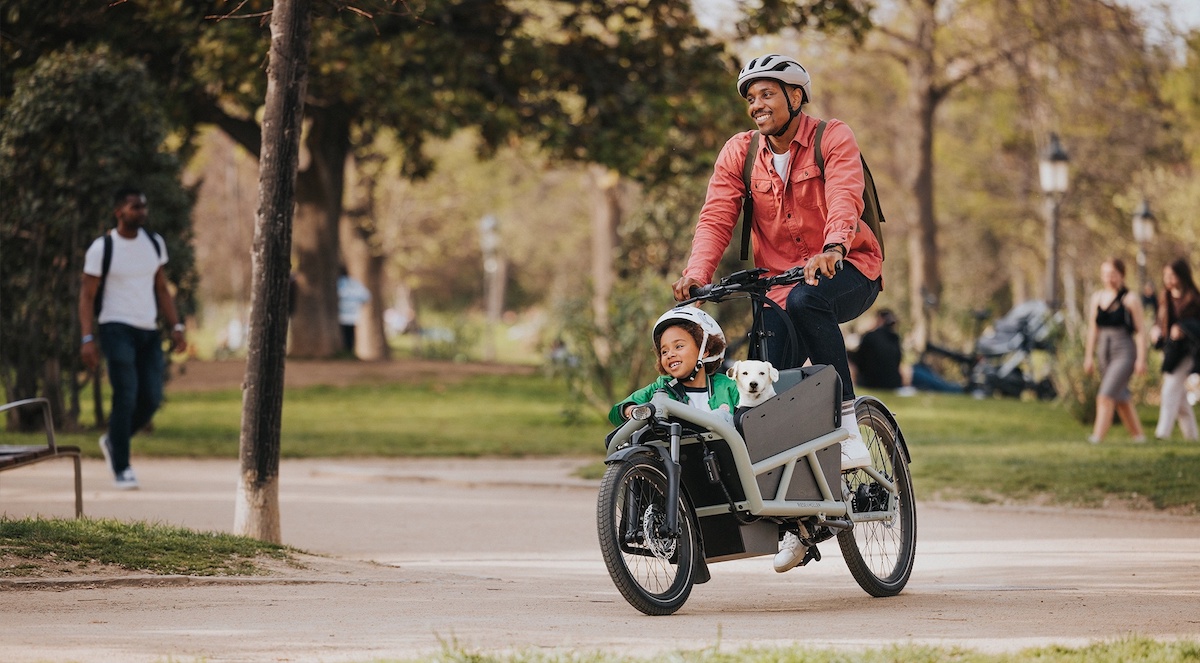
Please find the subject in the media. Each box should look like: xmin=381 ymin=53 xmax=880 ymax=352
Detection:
xmin=1083 ymin=258 xmax=1147 ymax=443
xmin=1151 ymin=258 xmax=1200 ymax=441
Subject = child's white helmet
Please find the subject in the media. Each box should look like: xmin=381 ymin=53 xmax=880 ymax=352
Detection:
xmin=652 ymin=306 xmax=726 ymax=367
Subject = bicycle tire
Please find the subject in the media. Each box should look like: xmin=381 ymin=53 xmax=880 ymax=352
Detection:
xmin=838 ymin=400 xmax=917 ymax=597
xmin=596 ymin=453 xmax=698 ymax=615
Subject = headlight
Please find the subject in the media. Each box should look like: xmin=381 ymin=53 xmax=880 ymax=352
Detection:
xmin=629 ymin=404 xmax=656 ymax=421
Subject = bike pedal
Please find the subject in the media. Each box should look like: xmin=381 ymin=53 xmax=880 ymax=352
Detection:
xmin=798 ymin=544 xmax=821 ymax=566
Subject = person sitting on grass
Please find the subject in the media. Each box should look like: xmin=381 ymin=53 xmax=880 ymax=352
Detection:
xmin=608 ymin=307 xmax=738 ymax=426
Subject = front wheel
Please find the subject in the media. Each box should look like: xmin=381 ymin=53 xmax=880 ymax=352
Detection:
xmin=597 ymin=453 xmax=698 ymax=615
xmin=838 ymin=400 xmax=917 ymax=597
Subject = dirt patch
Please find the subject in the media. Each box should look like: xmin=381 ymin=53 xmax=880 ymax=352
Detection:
xmin=170 ymin=358 xmax=537 ymax=392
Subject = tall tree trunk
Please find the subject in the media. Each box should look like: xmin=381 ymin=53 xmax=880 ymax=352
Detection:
xmin=589 ymin=165 xmax=620 ymax=376
xmin=359 ymin=252 xmax=389 ymax=360
xmin=235 ymin=0 xmax=312 ymax=543
xmin=905 ymin=3 xmax=943 ymax=351
xmin=288 ymin=105 xmax=351 ymax=358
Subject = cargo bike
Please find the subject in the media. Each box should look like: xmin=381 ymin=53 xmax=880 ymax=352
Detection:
xmin=597 ymin=267 xmax=916 ymax=615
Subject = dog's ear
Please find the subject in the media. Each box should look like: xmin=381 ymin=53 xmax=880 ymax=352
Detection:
xmin=726 ymin=361 xmax=739 ymax=378
xmin=769 ymin=365 xmax=779 ymax=382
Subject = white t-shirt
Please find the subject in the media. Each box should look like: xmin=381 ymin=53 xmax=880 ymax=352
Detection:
xmin=83 ymin=229 xmax=167 ymax=331
xmin=772 ymin=149 xmax=791 ymax=183
xmin=684 ymin=386 xmax=712 ymax=412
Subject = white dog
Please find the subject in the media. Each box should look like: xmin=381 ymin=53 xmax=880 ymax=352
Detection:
xmin=727 ymin=360 xmax=779 ymax=407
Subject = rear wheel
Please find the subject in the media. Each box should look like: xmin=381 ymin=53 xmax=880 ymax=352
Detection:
xmin=597 ymin=453 xmax=697 ymax=615
xmin=839 ymin=400 xmax=916 ymax=597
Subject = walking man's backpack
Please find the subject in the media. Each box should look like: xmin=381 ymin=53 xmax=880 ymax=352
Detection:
xmin=738 ymin=122 xmax=887 ymax=261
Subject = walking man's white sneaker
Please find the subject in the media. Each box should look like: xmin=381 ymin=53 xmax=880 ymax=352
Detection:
xmin=113 ymin=467 xmax=139 ymax=490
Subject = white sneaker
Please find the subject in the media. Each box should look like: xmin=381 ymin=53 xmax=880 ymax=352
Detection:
xmin=840 ymin=406 xmax=872 ymax=471
xmin=99 ymin=434 xmax=114 ymax=473
xmin=113 ymin=467 xmax=139 ymax=490
xmin=773 ymin=531 xmax=806 ymax=573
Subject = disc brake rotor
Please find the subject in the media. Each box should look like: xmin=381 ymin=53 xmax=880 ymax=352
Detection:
xmin=642 ymin=504 xmax=677 ymax=560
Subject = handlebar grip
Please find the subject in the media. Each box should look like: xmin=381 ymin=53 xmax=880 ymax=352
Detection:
xmin=689 ymin=284 xmax=714 ymax=298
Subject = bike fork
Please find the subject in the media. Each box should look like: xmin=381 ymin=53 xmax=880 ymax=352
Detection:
xmin=662 ymin=422 xmax=683 ymax=537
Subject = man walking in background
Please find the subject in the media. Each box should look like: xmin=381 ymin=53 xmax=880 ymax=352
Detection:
xmin=337 ymin=266 xmax=370 ymax=356
xmin=79 ymin=187 xmax=186 ymax=489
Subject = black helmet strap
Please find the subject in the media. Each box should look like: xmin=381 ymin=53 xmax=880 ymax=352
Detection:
xmin=771 ymin=81 xmax=803 ymax=138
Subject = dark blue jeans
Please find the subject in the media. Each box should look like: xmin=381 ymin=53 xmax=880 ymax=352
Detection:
xmin=98 ymin=323 xmax=164 ymax=473
xmin=760 ymin=263 xmax=881 ymax=401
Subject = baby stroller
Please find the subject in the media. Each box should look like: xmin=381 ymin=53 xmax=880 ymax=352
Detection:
xmin=923 ymin=300 xmax=1059 ymax=400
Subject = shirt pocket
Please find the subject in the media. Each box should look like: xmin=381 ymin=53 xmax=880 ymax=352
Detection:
xmin=750 ymin=177 xmax=773 ymax=205
xmin=790 ymin=162 xmax=824 ymax=209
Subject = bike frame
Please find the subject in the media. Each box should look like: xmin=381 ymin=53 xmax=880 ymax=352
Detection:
xmin=605 ymin=391 xmax=899 ymax=524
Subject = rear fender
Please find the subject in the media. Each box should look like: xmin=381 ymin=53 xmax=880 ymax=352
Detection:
xmin=855 ymin=396 xmax=912 ymax=465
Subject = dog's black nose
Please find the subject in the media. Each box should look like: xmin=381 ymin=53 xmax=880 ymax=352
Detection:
xmin=749 ymin=381 xmax=759 ymax=390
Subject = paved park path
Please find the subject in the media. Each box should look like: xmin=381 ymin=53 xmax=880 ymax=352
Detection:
xmin=3 ymin=455 xmax=1199 ymax=663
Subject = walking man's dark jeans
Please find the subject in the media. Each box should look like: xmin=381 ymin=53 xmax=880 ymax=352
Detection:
xmin=98 ymin=323 xmax=164 ymax=474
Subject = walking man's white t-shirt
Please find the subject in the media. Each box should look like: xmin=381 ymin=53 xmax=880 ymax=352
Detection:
xmin=83 ymin=229 xmax=167 ymax=331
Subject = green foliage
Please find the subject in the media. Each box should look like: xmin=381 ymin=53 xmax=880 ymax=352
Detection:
xmin=0 ymin=517 xmax=293 ymax=576
xmin=550 ymin=272 xmax=679 ymax=412
xmin=1053 ymin=324 xmax=1101 ymax=425
xmin=736 ymin=0 xmax=874 ymax=45
xmin=0 ymin=45 xmax=195 ymax=427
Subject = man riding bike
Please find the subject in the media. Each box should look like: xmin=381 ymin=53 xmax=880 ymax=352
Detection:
xmin=672 ymin=54 xmax=882 ymax=470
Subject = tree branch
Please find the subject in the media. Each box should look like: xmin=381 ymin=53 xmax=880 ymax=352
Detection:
xmin=194 ymin=104 xmax=263 ymax=159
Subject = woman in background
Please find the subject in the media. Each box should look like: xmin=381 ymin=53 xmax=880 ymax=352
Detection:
xmin=1083 ymin=258 xmax=1147 ymax=443
xmin=1151 ymin=258 xmax=1200 ymax=441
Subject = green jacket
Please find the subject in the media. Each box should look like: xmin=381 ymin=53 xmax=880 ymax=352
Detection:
xmin=608 ymin=373 xmax=740 ymax=426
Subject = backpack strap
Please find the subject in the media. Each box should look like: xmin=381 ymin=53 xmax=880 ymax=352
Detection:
xmin=146 ymin=231 xmax=163 ymax=316
xmin=814 ymin=120 xmax=828 ymax=175
xmin=739 ymin=131 xmax=760 ymax=261
xmin=146 ymin=230 xmax=162 ymax=259
xmin=94 ymin=233 xmax=114 ymax=317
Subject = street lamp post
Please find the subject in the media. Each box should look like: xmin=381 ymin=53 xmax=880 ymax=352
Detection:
xmin=1132 ymin=199 xmax=1156 ymax=305
xmin=1039 ymin=133 xmax=1070 ymax=309
xmin=479 ymin=214 xmax=503 ymax=362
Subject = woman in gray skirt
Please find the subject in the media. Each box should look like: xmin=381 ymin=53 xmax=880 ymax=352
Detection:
xmin=1083 ymin=258 xmax=1147 ymax=443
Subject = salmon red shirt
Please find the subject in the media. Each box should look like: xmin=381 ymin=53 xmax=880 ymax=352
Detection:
xmin=683 ymin=114 xmax=883 ymax=307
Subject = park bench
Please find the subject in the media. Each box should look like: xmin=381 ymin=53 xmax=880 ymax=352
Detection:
xmin=0 ymin=398 xmax=83 ymax=518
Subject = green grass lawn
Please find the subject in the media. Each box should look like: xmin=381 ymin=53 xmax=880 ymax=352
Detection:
xmin=878 ymin=390 xmax=1200 ymax=511
xmin=398 ymin=637 xmax=1200 ymax=663
xmin=8 ymin=372 xmax=1198 ymax=513
xmin=0 ymin=517 xmax=294 ymax=577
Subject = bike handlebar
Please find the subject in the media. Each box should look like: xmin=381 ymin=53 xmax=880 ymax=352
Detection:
xmin=683 ymin=266 xmax=810 ymax=305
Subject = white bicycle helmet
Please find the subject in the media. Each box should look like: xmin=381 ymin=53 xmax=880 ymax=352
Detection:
xmin=736 ymin=54 xmax=812 ymax=103
xmin=652 ymin=306 xmax=727 ymax=371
